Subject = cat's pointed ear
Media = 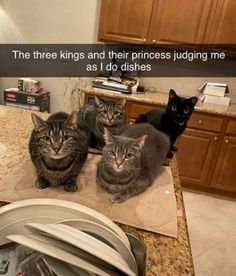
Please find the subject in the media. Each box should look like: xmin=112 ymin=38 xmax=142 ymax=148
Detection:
xmin=63 ymin=111 xmax=78 ymax=130
xmin=103 ymin=128 xmax=114 ymax=144
xmin=169 ymin=89 xmax=178 ymax=100
xmin=133 ymin=135 xmax=147 ymax=150
xmin=31 ymin=113 xmax=47 ymax=132
xmin=117 ymin=99 xmax=126 ymax=108
xmin=190 ymin=96 xmax=198 ymax=106
xmin=94 ymin=96 xmax=104 ymax=107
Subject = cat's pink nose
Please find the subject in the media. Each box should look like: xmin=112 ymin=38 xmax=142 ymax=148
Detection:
xmin=116 ymin=161 xmax=122 ymax=168
xmin=52 ymin=146 xmax=61 ymax=153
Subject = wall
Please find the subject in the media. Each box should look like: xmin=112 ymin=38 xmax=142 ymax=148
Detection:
xmin=0 ymin=0 xmax=101 ymax=112
xmin=140 ymin=77 xmax=236 ymax=102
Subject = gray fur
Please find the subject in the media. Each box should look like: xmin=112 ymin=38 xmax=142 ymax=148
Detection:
xmin=77 ymin=96 xmax=126 ymax=149
xmin=96 ymin=123 xmax=170 ymax=203
xmin=29 ymin=111 xmax=89 ymax=192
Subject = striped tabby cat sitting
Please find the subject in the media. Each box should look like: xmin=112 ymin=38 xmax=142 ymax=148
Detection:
xmin=29 ymin=111 xmax=88 ymax=192
xmin=78 ymin=96 xmax=126 ymax=150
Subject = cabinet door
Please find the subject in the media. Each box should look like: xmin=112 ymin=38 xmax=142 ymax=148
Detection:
xmin=211 ymin=136 xmax=236 ymax=192
xmin=98 ymin=0 xmax=154 ymax=44
xmin=208 ymin=0 xmax=236 ymax=44
xmin=149 ymin=0 xmax=214 ymax=44
xmin=176 ymin=129 xmax=219 ymax=187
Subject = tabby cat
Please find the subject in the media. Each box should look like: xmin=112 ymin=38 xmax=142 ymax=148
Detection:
xmin=96 ymin=123 xmax=170 ymax=203
xmin=29 ymin=111 xmax=89 ymax=192
xmin=135 ymin=89 xmax=198 ymax=158
xmin=78 ymin=96 xmax=126 ymax=150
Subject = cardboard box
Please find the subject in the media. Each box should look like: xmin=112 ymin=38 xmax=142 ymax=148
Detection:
xmin=199 ymin=82 xmax=229 ymax=97
xmin=4 ymin=89 xmax=50 ymax=112
xmin=203 ymin=95 xmax=230 ymax=112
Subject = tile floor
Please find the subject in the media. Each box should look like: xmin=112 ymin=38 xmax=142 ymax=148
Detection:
xmin=183 ymin=190 xmax=236 ymax=276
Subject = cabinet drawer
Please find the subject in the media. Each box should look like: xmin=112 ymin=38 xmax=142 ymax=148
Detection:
xmin=129 ymin=103 xmax=163 ymax=118
xmin=188 ymin=113 xmax=224 ymax=132
xmin=226 ymin=119 xmax=236 ymax=135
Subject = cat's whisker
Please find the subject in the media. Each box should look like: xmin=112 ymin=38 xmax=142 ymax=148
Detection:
xmin=96 ymin=122 xmax=170 ymax=203
xmin=29 ymin=111 xmax=89 ymax=192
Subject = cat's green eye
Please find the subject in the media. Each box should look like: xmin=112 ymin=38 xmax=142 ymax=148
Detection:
xmin=171 ymin=106 xmax=177 ymax=112
xmin=184 ymin=109 xmax=189 ymax=114
xmin=62 ymin=135 xmax=70 ymax=142
xmin=42 ymin=136 xmax=51 ymax=142
xmin=113 ymin=111 xmax=120 ymax=116
xmin=109 ymin=150 xmax=116 ymax=157
xmin=102 ymin=110 xmax=107 ymax=114
xmin=125 ymin=153 xmax=134 ymax=159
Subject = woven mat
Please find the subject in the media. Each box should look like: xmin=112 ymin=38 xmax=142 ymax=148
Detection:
xmin=0 ymin=154 xmax=177 ymax=238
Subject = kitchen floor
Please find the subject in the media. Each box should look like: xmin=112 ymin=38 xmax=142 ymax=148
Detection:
xmin=183 ymin=190 xmax=236 ymax=276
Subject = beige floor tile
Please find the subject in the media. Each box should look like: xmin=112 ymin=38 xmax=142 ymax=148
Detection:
xmin=193 ymin=261 xmax=211 ymax=276
xmin=185 ymin=212 xmax=230 ymax=257
xmin=183 ymin=191 xmax=236 ymax=236
xmin=183 ymin=191 xmax=236 ymax=276
xmin=194 ymin=235 xmax=236 ymax=276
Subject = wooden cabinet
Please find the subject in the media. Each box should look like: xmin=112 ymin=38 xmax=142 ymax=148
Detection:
xmin=177 ymin=114 xmax=236 ymax=196
xmin=177 ymin=129 xmax=219 ymax=187
xmin=98 ymin=0 xmax=154 ymax=44
xmin=148 ymin=0 xmax=214 ymax=44
xmin=211 ymin=120 xmax=236 ymax=192
xmin=176 ymin=112 xmax=224 ymax=190
xmin=127 ymin=101 xmax=159 ymax=122
xmin=212 ymin=136 xmax=236 ymax=192
xmin=207 ymin=0 xmax=236 ymax=44
xmin=98 ymin=0 xmax=236 ymax=47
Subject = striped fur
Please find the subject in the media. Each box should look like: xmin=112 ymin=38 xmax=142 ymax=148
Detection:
xmin=96 ymin=123 xmax=170 ymax=203
xmin=77 ymin=96 xmax=126 ymax=150
xmin=29 ymin=111 xmax=89 ymax=192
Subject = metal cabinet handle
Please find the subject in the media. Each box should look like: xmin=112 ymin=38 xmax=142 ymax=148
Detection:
xmin=152 ymin=39 xmax=156 ymax=43
xmin=225 ymin=139 xmax=229 ymax=144
xmin=143 ymin=38 xmax=146 ymax=42
xmin=198 ymin=120 xmax=203 ymax=125
xmin=214 ymin=137 xmax=218 ymax=141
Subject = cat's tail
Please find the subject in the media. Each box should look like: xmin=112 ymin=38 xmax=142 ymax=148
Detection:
xmin=134 ymin=114 xmax=147 ymax=124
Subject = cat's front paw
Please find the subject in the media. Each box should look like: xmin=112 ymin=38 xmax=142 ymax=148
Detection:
xmin=64 ymin=183 xmax=78 ymax=192
xmin=110 ymin=192 xmax=127 ymax=204
xmin=36 ymin=178 xmax=49 ymax=189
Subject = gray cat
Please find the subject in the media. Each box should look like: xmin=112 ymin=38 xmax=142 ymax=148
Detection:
xmin=96 ymin=123 xmax=170 ymax=203
xmin=29 ymin=111 xmax=89 ymax=192
xmin=78 ymin=96 xmax=126 ymax=150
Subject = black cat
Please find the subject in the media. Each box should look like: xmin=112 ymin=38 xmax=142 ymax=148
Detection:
xmin=135 ymin=89 xmax=198 ymax=158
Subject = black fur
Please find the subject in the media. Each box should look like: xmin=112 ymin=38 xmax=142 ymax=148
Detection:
xmin=135 ymin=89 xmax=198 ymax=158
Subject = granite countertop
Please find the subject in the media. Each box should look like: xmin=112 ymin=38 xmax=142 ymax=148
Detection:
xmin=0 ymin=105 xmax=194 ymax=275
xmin=82 ymin=86 xmax=236 ymax=118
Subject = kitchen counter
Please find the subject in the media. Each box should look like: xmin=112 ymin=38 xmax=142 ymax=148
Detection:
xmin=0 ymin=105 xmax=194 ymax=275
xmin=82 ymin=86 xmax=236 ymax=118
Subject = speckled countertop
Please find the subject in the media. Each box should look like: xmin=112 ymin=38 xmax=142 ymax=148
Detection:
xmin=0 ymin=106 xmax=194 ymax=275
xmin=82 ymin=86 xmax=236 ymax=118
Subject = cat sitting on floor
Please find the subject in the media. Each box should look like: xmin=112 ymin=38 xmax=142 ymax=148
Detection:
xmin=77 ymin=96 xmax=126 ymax=150
xmin=135 ymin=89 xmax=198 ymax=158
xmin=29 ymin=111 xmax=89 ymax=192
xmin=96 ymin=123 xmax=170 ymax=203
